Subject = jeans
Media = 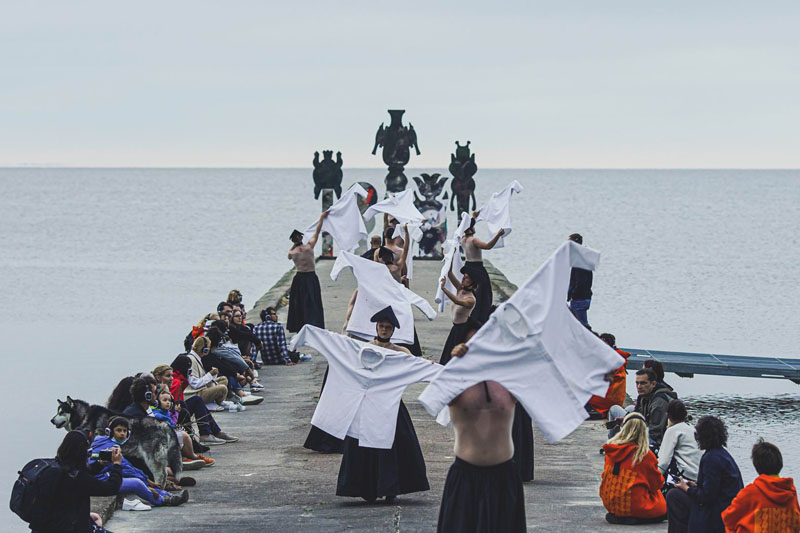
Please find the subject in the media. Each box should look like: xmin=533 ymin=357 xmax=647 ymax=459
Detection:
xmin=214 ymin=345 xmax=249 ymax=374
xmin=120 ymin=477 xmax=169 ymax=506
xmin=183 ymin=396 xmax=221 ymax=436
xmin=607 ymin=405 xmax=634 ymax=438
xmin=569 ymin=298 xmax=591 ymax=328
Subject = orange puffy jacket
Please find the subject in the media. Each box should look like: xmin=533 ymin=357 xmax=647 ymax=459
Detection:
xmin=600 ymin=442 xmax=667 ymax=518
xmin=589 ymin=349 xmax=630 ymax=417
xmin=721 ymin=474 xmax=800 ymax=533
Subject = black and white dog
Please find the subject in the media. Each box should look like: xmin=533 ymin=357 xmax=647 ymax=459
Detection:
xmin=51 ymin=396 xmax=182 ymax=485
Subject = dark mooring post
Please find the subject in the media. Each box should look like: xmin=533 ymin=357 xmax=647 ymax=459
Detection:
xmin=371 ymin=109 xmax=420 ymax=195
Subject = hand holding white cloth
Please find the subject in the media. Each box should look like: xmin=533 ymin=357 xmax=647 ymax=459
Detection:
xmin=303 ymin=184 xmax=368 ymax=252
xmin=434 ymin=213 xmax=471 ymax=312
xmin=362 ymin=190 xmax=424 ymax=224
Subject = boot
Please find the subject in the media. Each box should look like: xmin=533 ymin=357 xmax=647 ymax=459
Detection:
xmin=164 ymin=489 xmax=189 ymax=506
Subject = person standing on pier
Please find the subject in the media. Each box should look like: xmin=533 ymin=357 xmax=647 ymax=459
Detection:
xmin=567 ymin=233 xmax=593 ymax=328
xmin=461 ymin=214 xmax=504 ymax=324
xmin=287 ymin=211 xmax=328 ymax=333
xmin=438 ymin=265 xmax=477 ymax=365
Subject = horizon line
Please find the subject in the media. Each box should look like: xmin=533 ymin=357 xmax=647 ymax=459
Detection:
xmin=2 ymin=166 xmax=799 ymax=171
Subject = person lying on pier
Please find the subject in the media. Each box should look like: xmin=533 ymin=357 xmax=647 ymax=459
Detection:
xmin=657 ymin=399 xmax=702 ymax=484
xmin=600 ymin=412 xmax=668 ymax=525
xmin=438 ymin=265 xmax=477 ymax=365
xmin=722 ymin=439 xmax=800 ymax=532
xmin=289 ymin=307 xmax=440 ymax=504
xmin=608 ymin=368 xmax=676 ymax=448
xmin=586 ymin=333 xmax=629 ymax=420
xmin=287 ymin=211 xmax=328 ymax=333
xmin=668 ymin=416 xmax=744 ymax=533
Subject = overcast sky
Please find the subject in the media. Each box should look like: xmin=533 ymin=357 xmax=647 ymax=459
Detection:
xmin=1 ymin=1 xmax=798 ymax=168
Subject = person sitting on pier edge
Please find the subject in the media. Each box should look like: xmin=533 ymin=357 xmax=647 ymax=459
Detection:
xmin=586 ymin=333 xmax=630 ymax=419
xmin=460 ymin=213 xmax=505 ymax=325
xmin=287 ymin=211 xmax=328 ymax=333
xmin=668 ymin=415 xmax=744 ymax=533
xmin=435 ymin=337 xmax=526 ymax=532
xmin=121 ymin=375 xmax=158 ymax=418
xmin=183 ymin=336 xmax=230 ymax=412
xmin=205 ymin=327 xmax=262 ymax=406
xmin=608 ymin=368 xmax=676 ymax=448
xmin=657 ymin=399 xmax=702 ymax=483
xmin=438 ymin=263 xmax=477 ymax=365
xmin=600 ymin=412 xmax=668 ymax=525
xmin=643 ymin=358 xmax=674 ymax=393
xmin=253 ymin=307 xmax=304 ymax=365
xmin=336 ymin=306 xmax=430 ymax=504
xmin=566 ymin=233 xmax=593 ymax=329
xmin=722 ymin=439 xmax=800 ymax=532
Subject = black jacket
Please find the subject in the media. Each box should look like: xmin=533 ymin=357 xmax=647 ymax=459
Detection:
xmin=121 ymin=402 xmax=149 ymax=418
xmin=568 ymin=267 xmax=593 ymax=300
xmin=32 ymin=462 xmax=122 ymax=533
xmin=687 ymin=448 xmax=744 ymax=532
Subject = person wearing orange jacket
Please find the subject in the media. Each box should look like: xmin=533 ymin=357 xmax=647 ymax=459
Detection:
xmin=600 ymin=412 xmax=668 ymax=525
xmin=722 ymin=439 xmax=800 ymax=532
xmin=588 ymin=333 xmax=629 ymax=418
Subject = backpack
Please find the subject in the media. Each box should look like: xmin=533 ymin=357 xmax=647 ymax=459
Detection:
xmin=10 ymin=457 xmax=64 ymax=525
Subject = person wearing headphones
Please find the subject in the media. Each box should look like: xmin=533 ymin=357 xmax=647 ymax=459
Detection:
xmin=121 ymin=375 xmax=158 ymax=418
xmin=89 ymin=417 xmax=188 ymax=510
xmin=184 ymin=336 xmax=230 ymax=411
xmin=600 ymin=412 xmax=668 ymax=525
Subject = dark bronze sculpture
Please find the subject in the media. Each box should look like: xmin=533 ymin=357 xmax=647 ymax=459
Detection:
xmin=312 ymin=150 xmax=343 ymax=199
xmin=371 ymin=110 xmax=420 ymax=194
xmin=413 ymin=173 xmax=448 ymax=258
xmin=448 ymin=141 xmax=477 ymax=218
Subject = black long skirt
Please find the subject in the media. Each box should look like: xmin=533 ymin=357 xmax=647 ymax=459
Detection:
xmin=437 ymin=457 xmax=526 ymax=533
xmin=512 ymin=405 xmax=534 ymax=482
xmin=304 ymin=368 xmax=344 ymax=453
xmin=336 ymin=401 xmax=429 ymax=501
xmin=287 ymin=271 xmax=325 ymax=333
xmin=439 ymin=322 xmax=470 ymax=365
xmin=463 ymin=261 xmax=492 ymax=325
xmin=398 ymin=327 xmax=423 ymax=357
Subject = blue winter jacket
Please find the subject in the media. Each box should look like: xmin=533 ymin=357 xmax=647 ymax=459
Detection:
xmin=687 ymin=447 xmax=744 ymax=532
xmin=89 ymin=435 xmax=148 ymax=482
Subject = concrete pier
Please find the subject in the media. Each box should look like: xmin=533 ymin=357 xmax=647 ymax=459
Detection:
xmin=106 ymin=259 xmax=666 ymax=532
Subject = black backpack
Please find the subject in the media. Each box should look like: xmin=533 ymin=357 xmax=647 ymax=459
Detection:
xmin=10 ymin=458 xmax=64 ymax=525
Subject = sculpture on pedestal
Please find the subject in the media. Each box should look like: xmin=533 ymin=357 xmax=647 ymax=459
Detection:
xmin=371 ymin=109 xmax=420 ymax=194
xmin=413 ymin=173 xmax=448 ymax=258
xmin=448 ymin=141 xmax=477 ymax=218
xmin=312 ymin=150 xmax=343 ymax=200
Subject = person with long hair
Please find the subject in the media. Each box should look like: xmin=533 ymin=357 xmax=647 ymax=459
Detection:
xmin=668 ymin=415 xmax=743 ymax=533
xmin=106 ymin=376 xmax=134 ymax=412
xmin=600 ymin=412 xmax=668 ymax=525
xmin=287 ymin=211 xmax=328 ymax=332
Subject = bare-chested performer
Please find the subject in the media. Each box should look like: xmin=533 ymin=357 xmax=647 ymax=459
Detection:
xmin=438 ymin=338 xmax=525 ymax=532
xmin=461 ymin=212 xmax=504 ymax=325
xmin=438 ymin=265 xmax=477 ymax=365
xmin=373 ymin=223 xmax=410 ymax=283
xmin=286 ymin=211 xmax=328 ymax=333
xmin=336 ymin=306 xmax=430 ymax=503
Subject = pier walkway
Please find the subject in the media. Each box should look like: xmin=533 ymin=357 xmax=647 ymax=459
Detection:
xmin=107 ymin=259 xmax=665 ymax=532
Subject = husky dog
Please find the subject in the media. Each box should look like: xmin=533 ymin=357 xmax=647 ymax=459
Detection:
xmin=51 ymin=396 xmax=182 ymax=486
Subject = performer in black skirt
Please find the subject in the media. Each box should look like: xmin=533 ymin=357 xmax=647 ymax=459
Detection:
xmin=437 ymin=340 xmax=526 ymax=532
xmin=438 ymin=265 xmax=477 ymax=365
xmin=336 ymin=307 xmax=430 ymax=503
xmin=287 ymin=211 xmax=328 ymax=332
xmin=512 ymin=404 xmax=534 ymax=482
xmin=460 ymin=214 xmax=504 ymax=325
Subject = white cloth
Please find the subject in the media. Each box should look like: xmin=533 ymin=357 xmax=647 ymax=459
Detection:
xmin=332 ymin=251 xmax=436 ymax=345
xmin=391 ymin=222 xmax=423 ymax=280
xmin=434 ymin=213 xmax=471 ymax=312
xmin=657 ymin=421 xmax=702 ymax=480
xmin=475 ymin=180 xmax=523 ymax=249
xmin=303 ymin=184 xmax=368 ymax=253
xmin=419 ymin=241 xmax=625 ymax=443
xmin=362 ymin=189 xmax=425 ymax=224
xmin=288 ymin=326 xmax=443 ymax=448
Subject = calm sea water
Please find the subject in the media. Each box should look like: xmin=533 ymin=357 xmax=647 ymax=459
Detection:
xmin=1 ymin=168 xmax=798 ymax=528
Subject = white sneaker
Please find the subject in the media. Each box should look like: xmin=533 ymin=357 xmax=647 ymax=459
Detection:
xmin=233 ymin=403 xmax=246 ymax=412
xmin=298 ymin=354 xmax=313 ymax=362
xmin=240 ymin=395 xmax=264 ymax=406
xmin=122 ymin=499 xmax=151 ymax=511
xmin=220 ymin=401 xmax=235 ymax=410
xmin=205 ymin=403 xmax=224 ymax=412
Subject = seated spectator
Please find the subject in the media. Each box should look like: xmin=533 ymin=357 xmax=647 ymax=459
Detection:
xmin=184 ymin=312 xmax=220 ymax=351
xmin=36 ymin=430 xmax=123 ymax=533
xmin=587 ymin=333 xmax=629 ymax=419
xmin=722 ymin=439 xmax=800 ymax=532
xmin=657 ymin=399 xmax=702 ymax=482
xmin=668 ymin=415 xmax=744 ymax=533
xmin=643 ymin=358 xmax=674 ymax=392
xmin=253 ymin=307 xmax=306 ymax=365
xmin=107 ymin=376 xmax=135 ymax=412
xmin=121 ymin=375 xmax=158 ymax=418
xmin=168 ymin=355 xmax=239 ymax=445
xmin=228 ymin=309 xmax=266 ymax=373
xmin=184 ymin=336 xmax=230 ymax=412
xmin=151 ymin=384 xmax=213 ymax=468
xmin=90 ymin=417 xmax=188 ymax=508
xmin=609 ymin=368 xmax=676 ymax=447
xmin=226 ymin=289 xmax=247 ymax=322
xmin=206 ymin=327 xmax=263 ymax=405
xmin=600 ymin=412 xmax=667 ymax=525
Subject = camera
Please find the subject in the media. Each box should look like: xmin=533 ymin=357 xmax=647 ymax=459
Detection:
xmin=91 ymin=450 xmax=113 ymax=462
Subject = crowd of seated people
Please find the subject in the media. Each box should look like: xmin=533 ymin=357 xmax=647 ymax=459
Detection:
xmin=594 ymin=354 xmax=799 ymax=530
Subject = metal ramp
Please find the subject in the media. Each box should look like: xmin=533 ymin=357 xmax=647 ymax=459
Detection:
xmin=621 ymin=348 xmax=800 ymax=385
